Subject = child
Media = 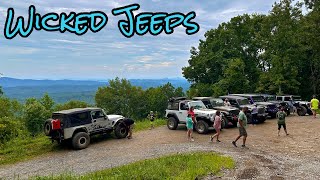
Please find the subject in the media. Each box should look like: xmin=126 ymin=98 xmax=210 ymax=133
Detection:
xmin=148 ymin=111 xmax=156 ymax=130
xmin=186 ymin=113 xmax=194 ymax=142
xmin=210 ymin=110 xmax=221 ymax=142
xmin=277 ymin=107 xmax=289 ymax=136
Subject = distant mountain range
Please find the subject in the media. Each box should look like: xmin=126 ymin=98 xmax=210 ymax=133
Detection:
xmin=0 ymin=77 xmax=191 ymax=104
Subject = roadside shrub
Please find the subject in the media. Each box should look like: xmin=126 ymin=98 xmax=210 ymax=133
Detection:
xmin=0 ymin=117 xmax=21 ymax=144
xmin=24 ymin=101 xmax=51 ymax=136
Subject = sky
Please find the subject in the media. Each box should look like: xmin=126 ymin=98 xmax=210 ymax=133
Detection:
xmin=0 ymin=0 xmax=279 ymax=80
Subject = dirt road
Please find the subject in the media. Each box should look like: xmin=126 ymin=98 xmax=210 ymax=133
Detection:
xmin=1 ymin=115 xmax=320 ymax=179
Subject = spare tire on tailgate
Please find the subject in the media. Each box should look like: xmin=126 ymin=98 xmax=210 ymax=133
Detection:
xmin=44 ymin=119 xmax=53 ymax=136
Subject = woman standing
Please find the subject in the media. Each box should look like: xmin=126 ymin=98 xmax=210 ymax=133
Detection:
xmin=210 ymin=111 xmax=222 ymax=142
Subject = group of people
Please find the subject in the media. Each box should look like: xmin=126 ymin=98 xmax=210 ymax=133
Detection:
xmin=186 ymin=103 xmax=290 ymax=148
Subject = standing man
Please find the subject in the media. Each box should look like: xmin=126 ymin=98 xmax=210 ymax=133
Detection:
xmin=310 ymin=95 xmax=319 ymax=119
xmin=251 ymin=104 xmax=258 ymax=126
xmin=232 ymin=107 xmax=248 ymax=148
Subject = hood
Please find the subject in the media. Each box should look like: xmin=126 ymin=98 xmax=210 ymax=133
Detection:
xmin=107 ymin=115 xmax=124 ymax=121
xmin=295 ymin=100 xmax=310 ymax=105
xmin=213 ymin=106 xmax=239 ymax=111
xmin=255 ymin=102 xmax=275 ymax=106
xmin=194 ymin=108 xmax=216 ymax=113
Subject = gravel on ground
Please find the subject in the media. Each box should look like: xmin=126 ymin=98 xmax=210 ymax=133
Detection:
xmin=1 ymin=115 xmax=320 ymax=179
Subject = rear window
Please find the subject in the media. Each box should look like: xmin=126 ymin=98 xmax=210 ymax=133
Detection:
xmin=168 ymin=102 xmax=179 ymax=110
xmin=284 ymin=97 xmax=291 ymax=101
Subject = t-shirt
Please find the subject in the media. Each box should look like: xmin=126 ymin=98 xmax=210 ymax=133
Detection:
xmin=186 ymin=117 xmax=193 ymax=128
xmin=188 ymin=110 xmax=195 ymax=120
xmin=123 ymin=118 xmax=135 ymax=126
xmin=277 ymin=111 xmax=286 ymax=125
xmin=237 ymin=111 xmax=247 ymax=128
xmin=311 ymin=98 xmax=319 ymax=110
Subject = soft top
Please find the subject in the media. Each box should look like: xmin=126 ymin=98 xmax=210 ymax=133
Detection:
xmin=53 ymin=107 xmax=101 ymax=115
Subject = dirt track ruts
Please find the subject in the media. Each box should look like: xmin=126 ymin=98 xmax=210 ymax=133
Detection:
xmin=1 ymin=115 xmax=320 ymax=179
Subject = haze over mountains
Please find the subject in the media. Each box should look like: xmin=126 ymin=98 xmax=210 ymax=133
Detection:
xmin=0 ymin=77 xmax=190 ymax=104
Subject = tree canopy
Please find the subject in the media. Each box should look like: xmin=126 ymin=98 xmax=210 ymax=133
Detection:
xmin=183 ymin=0 xmax=319 ymax=99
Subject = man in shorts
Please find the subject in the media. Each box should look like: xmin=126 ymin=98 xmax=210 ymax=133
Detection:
xmin=122 ymin=118 xmax=135 ymax=139
xmin=232 ymin=107 xmax=248 ymax=148
xmin=310 ymin=95 xmax=319 ymax=119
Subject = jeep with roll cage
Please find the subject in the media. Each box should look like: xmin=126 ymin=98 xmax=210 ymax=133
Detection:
xmin=44 ymin=108 xmax=131 ymax=150
xmin=219 ymin=95 xmax=268 ymax=124
xmin=192 ymin=97 xmax=240 ymax=128
xmin=165 ymin=97 xmax=223 ymax=134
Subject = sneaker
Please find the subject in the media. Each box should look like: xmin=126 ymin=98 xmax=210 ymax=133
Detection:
xmin=232 ymin=141 xmax=237 ymax=147
xmin=191 ymin=138 xmax=195 ymax=142
xmin=241 ymin=145 xmax=248 ymax=149
xmin=216 ymin=140 xmax=221 ymax=143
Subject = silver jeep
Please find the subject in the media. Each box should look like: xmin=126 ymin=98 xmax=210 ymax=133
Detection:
xmin=44 ymin=107 xmax=130 ymax=150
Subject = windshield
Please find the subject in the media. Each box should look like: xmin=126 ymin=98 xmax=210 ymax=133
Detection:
xmin=293 ymin=96 xmax=302 ymax=101
xmin=238 ymin=99 xmax=250 ymax=105
xmin=189 ymin=101 xmax=207 ymax=109
xmin=210 ymin=98 xmax=224 ymax=106
xmin=266 ymin=96 xmax=276 ymax=101
xmin=252 ymin=96 xmax=264 ymax=102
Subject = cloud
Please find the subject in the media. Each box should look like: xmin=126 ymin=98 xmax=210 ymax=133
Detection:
xmin=49 ymin=39 xmax=84 ymax=44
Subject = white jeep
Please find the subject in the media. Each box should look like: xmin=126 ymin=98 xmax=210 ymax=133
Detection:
xmin=44 ymin=107 xmax=130 ymax=150
xmin=165 ymin=97 xmax=223 ymax=134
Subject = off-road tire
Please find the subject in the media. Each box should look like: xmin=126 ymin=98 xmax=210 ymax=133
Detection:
xmin=195 ymin=120 xmax=209 ymax=134
xmin=221 ymin=116 xmax=228 ymax=129
xmin=297 ymin=106 xmax=307 ymax=116
xmin=72 ymin=132 xmax=90 ymax=150
xmin=286 ymin=110 xmax=290 ymax=116
xmin=167 ymin=117 xmax=178 ymax=130
xmin=115 ymin=124 xmax=129 ymax=139
xmin=44 ymin=120 xmax=52 ymax=136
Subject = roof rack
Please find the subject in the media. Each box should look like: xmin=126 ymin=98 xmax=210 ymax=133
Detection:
xmin=168 ymin=97 xmax=188 ymax=102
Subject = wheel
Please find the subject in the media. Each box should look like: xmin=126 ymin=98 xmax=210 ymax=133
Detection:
xmin=221 ymin=116 xmax=228 ymax=129
xmin=114 ymin=124 xmax=129 ymax=139
xmin=259 ymin=116 xmax=266 ymax=123
xmin=72 ymin=132 xmax=90 ymax=150
xmin=286 ymin=110 xmax=290 ymax=116
xmin=195 ymin=120 xmax=209 ymax=134
xmin=297 ymin=106 xmax=307 ymax=116
xmin=44 ymin=120 xmax=52 ymax=136
xmin=246 ymin=113 xmax=252 ymax=124
xmin=167 ymin=117 xmax=178 ymax=130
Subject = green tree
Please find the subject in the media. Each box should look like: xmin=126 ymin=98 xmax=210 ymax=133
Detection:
xmin=95 ymin=78 xmax=146 ymax=119
xmin=0 ymin=117 xmax=21 ymax=143
xmin=145 ymin=83 xmax=185 ymax=117
xmin=0 ymin=86 xmax=3 ymax=97
xmin=24 ymin=101 xmax=51 ymax=135
xmin=40 ymin=93 xmax=55 ymax=111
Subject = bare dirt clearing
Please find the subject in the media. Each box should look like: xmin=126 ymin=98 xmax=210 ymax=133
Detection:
xmin=1 ymin=115 xmax=320 ymax=179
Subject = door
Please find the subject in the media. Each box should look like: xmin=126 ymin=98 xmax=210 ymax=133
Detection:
xmin=90 ymin=110 xmax=109 ymax=133
xmin=178 ymin=102 xmax=189 ymax=123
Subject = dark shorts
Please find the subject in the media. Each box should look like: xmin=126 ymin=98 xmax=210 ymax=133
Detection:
xmin=239 ymin=127 xmax=247 ymax=136
xmin=278 ymin=124 xmax=286 ymax=130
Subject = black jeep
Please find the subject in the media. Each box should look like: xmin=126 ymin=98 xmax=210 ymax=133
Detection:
xmin=220 ymin=95 xmax=268 ymax=124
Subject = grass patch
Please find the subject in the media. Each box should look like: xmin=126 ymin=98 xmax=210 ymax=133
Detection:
xmin=0 ymin=135 xmax=59 ymax=166
xmin=134 ymin=118 xmax=167 ymax=132
xmin=0 ymin=119 xmax=167 ymax=166
xmin=33 ymin=152 xmax=235 ymax=180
